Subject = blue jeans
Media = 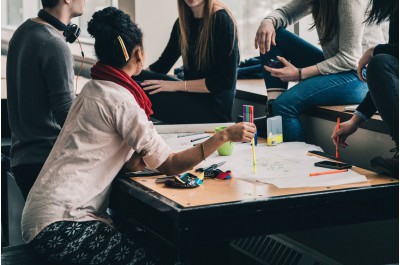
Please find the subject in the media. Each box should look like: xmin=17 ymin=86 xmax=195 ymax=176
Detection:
xmin=260 ymin=29 xmax=368 ymax=141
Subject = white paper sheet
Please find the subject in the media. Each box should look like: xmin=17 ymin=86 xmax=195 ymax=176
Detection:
xmin=155 ymin=123 xmax=234 ymax=134
xmin=160 ymin=132 xmax=368 ymax=188
xmin=161 ymin=133 xmax=212 ymax=151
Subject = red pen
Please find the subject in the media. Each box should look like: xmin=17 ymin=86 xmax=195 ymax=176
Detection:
xmin=310 ymin=169 xmax=348 ymax=177
xmin=336 ymin=117 xmax=340 ymax=160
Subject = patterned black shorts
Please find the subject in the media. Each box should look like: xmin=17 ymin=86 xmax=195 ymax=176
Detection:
xmin=31 ymin=220 xmax=161 ymax=265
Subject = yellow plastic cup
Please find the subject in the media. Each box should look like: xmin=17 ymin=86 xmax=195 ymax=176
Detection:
xmin=215 ymin=126 xmax=234 ymax=156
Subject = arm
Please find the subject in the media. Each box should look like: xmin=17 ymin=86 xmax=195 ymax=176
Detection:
xmin=263 ymin=56 xmax=321 ymax=82
xmin=148 ymin=19 xmax=182 ymax=74
xmin=141 ymin=78 xmax=209 ymax=94
xmin=114 ymin=98 xmax=256 ymax=175
xmin=40 ymin=37 xmax=74 ymax=127
xmin=255 ymin=0 xmax=311 ymax=54
xmin=265 ymin=0 xmax=372 ymax=81
xmin=316 ymin=0 xmax=369 ymax=74
xmin=204 ymin=11 xmax=239 ymax=95
xmin=355 ymin=92 xmax=377 ymax=120
xmin=331 ymin=114 xmax=364 ymax=147
xmin=373 ymin=44 xmax=399 ymax=58
xmin=265 ymin=0 xmax=311 ymax=29
xmin=158 ymin=122 xmax=255 ymax=175
xmin=143 ymin=11 xmax=239 ymax=95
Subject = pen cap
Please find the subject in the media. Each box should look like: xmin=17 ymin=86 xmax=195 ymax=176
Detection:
xmin=266 ymin=116 xmax=282 ymax=135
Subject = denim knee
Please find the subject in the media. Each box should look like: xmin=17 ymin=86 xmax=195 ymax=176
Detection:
xmin=272 ymin=96 xmax=298 ymax=118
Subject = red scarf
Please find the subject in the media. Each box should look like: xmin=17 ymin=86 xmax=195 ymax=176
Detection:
xmin=91 ymin=61 xmax=153 ymax=119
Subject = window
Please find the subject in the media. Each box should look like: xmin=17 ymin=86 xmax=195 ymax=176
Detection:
xmin=75 ymin=0 xmax=118 ymax=39
xmin=226 ymin=0 xmax=290 ymax=60
xmin=1 ymin=0 xmax=119 ymax=40
xmin=3 ymin=0 xmax=41 ymax=27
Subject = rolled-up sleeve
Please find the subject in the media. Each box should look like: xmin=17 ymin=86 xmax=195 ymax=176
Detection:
xmin=316 ymin=0 xmax=368 ymax=74
xmin=114 ymin=100 xmax=171 ymax=169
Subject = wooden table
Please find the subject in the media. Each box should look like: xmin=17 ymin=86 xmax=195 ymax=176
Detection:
xmin=110 ymin=155 xmax=398 ymax=264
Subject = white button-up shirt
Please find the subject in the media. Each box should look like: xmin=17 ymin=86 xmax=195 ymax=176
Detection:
xmin=22 ymin=79 xmax=171 ymax=243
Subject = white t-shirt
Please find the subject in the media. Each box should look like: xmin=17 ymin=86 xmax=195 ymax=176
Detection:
xmin=21 ymin=79 xmax=171 ymax=243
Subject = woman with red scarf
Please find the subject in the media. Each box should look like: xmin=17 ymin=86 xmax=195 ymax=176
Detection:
xmin=21 ymin=7 xmax=255 ymax=265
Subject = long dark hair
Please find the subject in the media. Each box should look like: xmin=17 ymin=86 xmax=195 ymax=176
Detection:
xmin=365 ymin=0 xmax=398 ymax=24
xmin=177 ymin=0 xmax=237 ymax=71
xmin=309 ymin=0 xmax=339 ymax=45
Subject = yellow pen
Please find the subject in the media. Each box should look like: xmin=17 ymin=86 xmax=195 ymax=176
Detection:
xmin=251 ymin=138 xmax=256 ymax=173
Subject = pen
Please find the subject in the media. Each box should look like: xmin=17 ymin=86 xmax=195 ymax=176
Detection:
xmin=336 ymin=117 xmax=340 ymax=160
xmin=309 ymin=169 xmax=348 ymax=177
xmin=251 ymin=138 xmax=256 ymax=173
xmin=178 ymin=132 xmax=202 ymax=138
xmin=190 ymin=135 xmax=211 ymax=142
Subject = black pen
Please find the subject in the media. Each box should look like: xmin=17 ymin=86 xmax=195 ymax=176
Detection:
xmin=190 ymin=135 xmax=210 ymax=142
xmin=177 ymin=132 xmax=202 ymax=138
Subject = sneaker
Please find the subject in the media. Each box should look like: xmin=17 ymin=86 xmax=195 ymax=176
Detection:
xmin=370 ymin=147 xmax=399 ymax=178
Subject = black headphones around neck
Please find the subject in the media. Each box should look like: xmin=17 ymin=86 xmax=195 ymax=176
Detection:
xmin=38 ymin=9 xmax=81 ymax=43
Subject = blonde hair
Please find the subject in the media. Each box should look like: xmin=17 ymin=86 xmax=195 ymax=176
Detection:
xmin=177 ymin=0 xmax=237 ymax=71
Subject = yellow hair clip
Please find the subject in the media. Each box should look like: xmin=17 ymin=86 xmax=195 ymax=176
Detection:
xmin=117 ymin=35 xmax=129 ymax=61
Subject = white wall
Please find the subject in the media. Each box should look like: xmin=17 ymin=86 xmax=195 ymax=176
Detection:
xmin=134 ymin=0 xmax=180 ymax=69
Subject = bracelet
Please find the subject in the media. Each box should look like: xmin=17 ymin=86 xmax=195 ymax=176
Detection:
xmin=264 ymin=17 xmax=276 ymax=28
xmin=184 ymin=80 xmax=188 ymax=92
xmin=200 ymin=142 xmax=206 ymax=161
xmin=298 ymin=68 xmax=302 ymax=82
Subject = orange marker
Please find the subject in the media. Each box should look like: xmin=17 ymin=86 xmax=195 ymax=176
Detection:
xmin=309 ymin=169 xmax=348 ymax=177
xmin=336 ymin=117 xmax=340 ymax=160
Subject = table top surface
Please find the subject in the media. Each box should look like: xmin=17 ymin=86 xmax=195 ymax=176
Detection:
xmin=129 ymin=165 xmax=396 ymax=208
xmin=114 ymin=151 xmax=398 ymax=219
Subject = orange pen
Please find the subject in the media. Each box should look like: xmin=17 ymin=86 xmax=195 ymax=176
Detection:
xmin=336 ymin=117 xmax=340 ymax=160
xmin=309 ymin=169 xmax=348 ymax=177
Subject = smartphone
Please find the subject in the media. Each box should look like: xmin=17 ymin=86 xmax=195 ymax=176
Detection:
xmin=266 ymin=58 xmax=284 ymax=68
xmin=314 ymin=160 xmax=352 ymax=170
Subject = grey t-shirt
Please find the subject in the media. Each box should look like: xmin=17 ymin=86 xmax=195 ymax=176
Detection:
xmin=7 ymin=19 xmax=74 ymax=167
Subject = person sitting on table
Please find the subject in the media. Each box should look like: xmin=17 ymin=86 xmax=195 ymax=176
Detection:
xmin=21 ymin=7 xmax=256 ymax=265
xmin=133 ymin=0 xmax=239 ymax=124
xmin=6 ymin=0 xmax=85 ymax=200
xmin=332 ymin=0 xmax=398 ymax=177
xmin=254 ymin=0 xmax=384 ymax=142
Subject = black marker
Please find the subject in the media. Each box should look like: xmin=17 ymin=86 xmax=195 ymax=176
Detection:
xmin=190 ymin=135 xmax=211 ymax=142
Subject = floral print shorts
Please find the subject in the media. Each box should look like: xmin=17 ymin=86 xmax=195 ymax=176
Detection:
xmin=31 ymin=220 xmax=161 ymax=265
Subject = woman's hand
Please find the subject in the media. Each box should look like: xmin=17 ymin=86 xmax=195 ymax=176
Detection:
xmin=331 ymin=116 xmax=362 ymax=148
xmin=142 ymin=80 xmax=183 ymax=95
xmin=255 ymin=18 xmax=276 ymax=54
xmin=357 ymin=46 xmax=375 ymax=82
xmin=223 ymin=122 xmax=257 ymax=143
xmin=264 ymin=56 xmax=299 ymax=82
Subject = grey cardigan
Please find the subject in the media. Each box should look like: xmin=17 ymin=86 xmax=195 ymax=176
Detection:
xmin=266 ymin=0 xmax=385 ymax=74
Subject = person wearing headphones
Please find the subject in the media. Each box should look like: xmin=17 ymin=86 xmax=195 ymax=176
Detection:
xmin=6 ymin=0 xmax=85 ymax=200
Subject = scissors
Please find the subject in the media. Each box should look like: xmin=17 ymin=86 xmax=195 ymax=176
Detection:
xmin=195 ymin=161 xmax=226 ymax=172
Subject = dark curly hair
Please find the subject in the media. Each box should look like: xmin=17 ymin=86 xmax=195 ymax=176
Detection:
xmin=87 ymin=7 xmax=143 ymax=68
